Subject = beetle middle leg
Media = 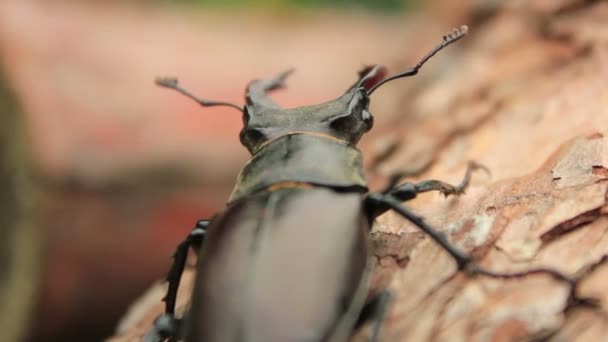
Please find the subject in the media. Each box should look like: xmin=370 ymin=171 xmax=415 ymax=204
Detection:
xmin=147 ymin=219 xmax=209 ymax=342
xmin=366 ymin=193 xmax=472 ymax=268
xmin=164 ymin=219 xmax=209 ymax=315
xmin=365 ymin=193 xmax=578 ymax=288
xmin=366 ymin=162 xmax=489 ymax=270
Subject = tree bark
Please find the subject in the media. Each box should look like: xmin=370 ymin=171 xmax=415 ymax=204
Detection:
xmin=110 ymin=2 xmax=608 ymax=341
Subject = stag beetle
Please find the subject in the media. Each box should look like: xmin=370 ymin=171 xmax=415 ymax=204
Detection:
xmin=146 ymin=26 xmax=573 ymax=342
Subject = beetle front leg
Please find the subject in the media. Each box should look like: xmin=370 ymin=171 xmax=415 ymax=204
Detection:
xmin=370 ymin=161 xmax=488 ymax=218
xmin=147 ymin=219 xmax=209 ymax=342
xmin=386 ymin=161 xmax=488 ymax=201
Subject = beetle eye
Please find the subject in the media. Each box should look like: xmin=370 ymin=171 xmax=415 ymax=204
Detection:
xmin=243 ymin=128 xmax=266 ymax=143
xmin=329 ymin=114 xmax=355 ymax=132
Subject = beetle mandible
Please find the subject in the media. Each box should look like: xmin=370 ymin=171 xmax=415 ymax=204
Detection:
xmin=146 ymin=25 xmax=573 ymax=342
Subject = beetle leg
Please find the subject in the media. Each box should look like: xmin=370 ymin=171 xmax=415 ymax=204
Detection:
xmin=366 ymin=193 xmax=472 ymax=269
xmin=369 ymin=162 xmax=488 ymax=218
xmin=148 ymin=219 xmax=209 ymax=342
xmin=386 ymin=161 xmax=489 ymax=200
xmin=144 ymin=314 xmax=182 ymax=342
xmin=366 ymin=162 xmax=488 ymax=268
xmin=163 ymin=219 xmax=209 ymax=315
xmin=354 ymin=290 xmax=392 ymax=342
xmin=365 ymin=193 xmax=578 ymax=291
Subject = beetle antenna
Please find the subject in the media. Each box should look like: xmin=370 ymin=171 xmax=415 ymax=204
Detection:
xmin=367 ymin=25 xmax=469 ymax=95
xmin=155 ymin=77 xmax=243 ymax=112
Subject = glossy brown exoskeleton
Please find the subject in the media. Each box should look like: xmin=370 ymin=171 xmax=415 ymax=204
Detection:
xmin=146 ymin=26 xmax=573 ymax=342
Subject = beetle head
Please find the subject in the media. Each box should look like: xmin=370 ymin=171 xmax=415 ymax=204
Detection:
xmin=156 ymin=25 xmax=469 ymax=155
xmin=240 ymin=66 xmax=386 ymax=154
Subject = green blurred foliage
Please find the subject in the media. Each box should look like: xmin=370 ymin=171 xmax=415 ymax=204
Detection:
xmin=170 ymin=0 xmax=411 ymax=12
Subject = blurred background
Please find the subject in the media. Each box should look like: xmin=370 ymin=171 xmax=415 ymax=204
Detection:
xmin=0 ymin=0 xmax=470 ymax=341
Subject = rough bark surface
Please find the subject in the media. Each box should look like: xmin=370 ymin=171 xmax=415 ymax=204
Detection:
xmin=110 ymin=2 xmax=608 ymax=341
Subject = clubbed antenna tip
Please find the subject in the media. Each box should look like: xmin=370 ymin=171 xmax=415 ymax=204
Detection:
xmin=444 ymin=25 xmax=468 ymax=42
xmin=155 ymin=77 xmax=178 ymax=88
